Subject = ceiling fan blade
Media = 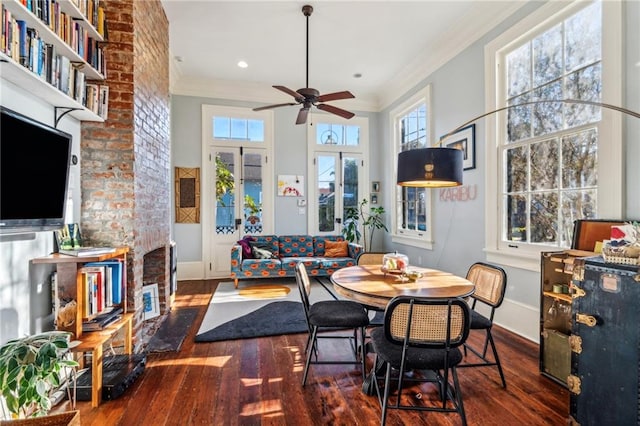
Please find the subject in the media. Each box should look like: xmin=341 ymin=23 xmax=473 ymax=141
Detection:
xmin=252 ymin=102 xmax=297 ymax=112
xmin=296 ymin=107 xmax=310 ymax=125
xmin=317 ymin=103 xmax=355 ymax=120
xmin=273 ymin=85 xmax=304 ymax=102
xmin=316 ymin=91 xmax=355 ymax=103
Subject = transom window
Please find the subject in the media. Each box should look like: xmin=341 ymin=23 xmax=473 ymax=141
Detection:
xmin=315 ymin=123 xmax=360 ymax=146
xmin=212 ymin=116 xmax=265 ymax=142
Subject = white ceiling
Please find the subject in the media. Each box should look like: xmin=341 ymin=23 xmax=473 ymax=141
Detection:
xmin=161 ymin=1 xmax=527 ymax=111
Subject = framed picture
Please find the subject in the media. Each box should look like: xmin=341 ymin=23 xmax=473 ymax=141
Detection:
xmin=175 ymin=167 xmax=201 ymax=223
xmin=371 ymin=181 xmax=380 ymax=193
xmin=142 ymin=283 xmax=160 ymax=320
xmin=371 ymin=194 xmax=378 ymax=204
xmin=440 ymin=124 xmax=475 ymax=171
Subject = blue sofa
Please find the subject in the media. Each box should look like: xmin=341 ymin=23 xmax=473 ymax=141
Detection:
xmin=230 ymin=234 xmax=362 ymax=287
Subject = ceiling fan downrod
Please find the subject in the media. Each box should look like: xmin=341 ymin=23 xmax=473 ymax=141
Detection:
xmin=303 ymin=5 xmax=313 ymax=89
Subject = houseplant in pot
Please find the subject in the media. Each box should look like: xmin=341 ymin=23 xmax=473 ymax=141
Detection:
xmin=0 ymin=331 xmax=79 ymax=422
xmin=342 ymin=198 xmax=388 ymax=252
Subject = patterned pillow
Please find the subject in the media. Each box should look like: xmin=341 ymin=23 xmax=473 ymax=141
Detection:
xmin=252 ymin=246 xmax=278 ymax=259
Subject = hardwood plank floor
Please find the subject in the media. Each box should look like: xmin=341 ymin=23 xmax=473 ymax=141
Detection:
xmin=53 ymin=279 xmax=570 ymax=425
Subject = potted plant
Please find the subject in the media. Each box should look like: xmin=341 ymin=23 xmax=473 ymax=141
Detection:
xmin=0 ymin=331 xmax=79 ymax=421
xmin=342 ymin=198 xmax=388 ymax=252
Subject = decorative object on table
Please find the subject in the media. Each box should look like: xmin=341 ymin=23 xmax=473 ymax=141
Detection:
xmin=0 ymin=331 xmax=79 ymax=420
xmin=142 ymin=283 xmax=160 ymax=321
xmin=342 ymin=198 xmax=388 ymax=252
xmin=381 ymin=252 xmax=408 ymax=275
xmin=601 ymin=221 xmax=640 ymax=265
xmin=440 ymin=124 xmax=475 ymax=171
xmin=54 ymin=224 xmax=82 ymax=252
xmin=174 ymin=167 xmax=200 ymax=223
xmin=277 ymin=175 xmax=304 ymax=196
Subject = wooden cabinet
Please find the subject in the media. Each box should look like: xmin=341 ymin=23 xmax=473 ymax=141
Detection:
xmin=32 ymin=247 xmax=131 ymax=408
xmin=539 ymin=249 xmax=594 ymax=387
xmin=1 ymin=0 xmax=107 ymax=123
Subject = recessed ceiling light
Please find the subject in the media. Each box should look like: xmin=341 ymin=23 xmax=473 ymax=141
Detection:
xmin=238 ymin=61 xmax=248 ymax=68
xmin=353 ymin=73 xmax=362 ymax=78
xmin=174 ymin=56 xmax=183 ymax=62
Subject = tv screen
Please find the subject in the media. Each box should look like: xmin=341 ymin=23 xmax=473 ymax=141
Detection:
xmin=0 ymin=106 xmax=72 ymax=234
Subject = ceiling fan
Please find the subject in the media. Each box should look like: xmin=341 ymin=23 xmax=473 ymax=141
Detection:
xmin=252 ymin=4 xmax=355 ymax=125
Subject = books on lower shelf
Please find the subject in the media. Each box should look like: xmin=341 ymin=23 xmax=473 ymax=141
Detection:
xmin=59 ymin=247 xmax=116 ymax=257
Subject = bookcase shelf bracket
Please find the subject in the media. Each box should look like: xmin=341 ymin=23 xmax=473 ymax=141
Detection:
xmin=55 ymin=107 xmax=82 ymax=128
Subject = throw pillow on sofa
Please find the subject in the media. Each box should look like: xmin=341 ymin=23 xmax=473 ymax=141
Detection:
xmin=237 ymin=236 xmax=255 ymax=259
xmin=252 ymin=246 xmax=278 ymax=259
xmin=324 ymin=240 xmax=348 ymax=257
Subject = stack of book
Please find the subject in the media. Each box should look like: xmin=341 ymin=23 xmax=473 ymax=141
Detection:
xmin=82 ymin=307 xmax=123 ymax=332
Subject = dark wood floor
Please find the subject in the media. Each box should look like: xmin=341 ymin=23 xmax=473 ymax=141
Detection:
xmin=54 ymin=279 xmax=570 ymax=425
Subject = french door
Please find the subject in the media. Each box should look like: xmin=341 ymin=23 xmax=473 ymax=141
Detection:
xmin=208 ymin=146 xmax=271 ymax=277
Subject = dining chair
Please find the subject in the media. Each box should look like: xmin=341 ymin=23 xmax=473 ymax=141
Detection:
xmin=295 ymin=263 xmax=370 ymax=386
xmin=356 ymin=252 xmax=385 ymax=266
xmin=457 ymin=262 xmax=508 ymax=388
xmin=370 ymin=296 xmax=471 ymax=426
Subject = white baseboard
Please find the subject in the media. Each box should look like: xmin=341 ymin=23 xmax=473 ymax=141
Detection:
xmin=493 ymin=298 xmax=540 ymax=344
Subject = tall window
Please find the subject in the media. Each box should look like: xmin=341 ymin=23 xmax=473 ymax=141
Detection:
xmin=392 ymin=86 xmax=433 ymax=248
xmin=308 ymin=115 xmax=368 ymax=237
xmin=486 ymin=0 xmax=622 ymax=268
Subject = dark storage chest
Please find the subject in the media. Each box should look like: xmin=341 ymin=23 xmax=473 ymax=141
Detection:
xmin=569 ymin=256 xmax=640 ymax=426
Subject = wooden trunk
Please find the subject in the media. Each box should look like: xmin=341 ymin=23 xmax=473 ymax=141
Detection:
xmin=569 ymin=256 xmax=640 ymax=425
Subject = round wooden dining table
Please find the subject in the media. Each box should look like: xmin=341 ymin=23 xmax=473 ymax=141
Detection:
xmin=330 ymin=264 xmax=475 ymax=310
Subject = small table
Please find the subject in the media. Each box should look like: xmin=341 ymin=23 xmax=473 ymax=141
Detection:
xmin=331 ymin=264 xmax=475 ymax=310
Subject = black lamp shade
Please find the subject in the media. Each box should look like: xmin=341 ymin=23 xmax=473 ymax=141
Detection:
xmin=397 ymin=147 xmax=463 ymax=187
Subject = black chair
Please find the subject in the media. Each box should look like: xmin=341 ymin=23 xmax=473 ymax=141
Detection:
xmin=457 ymin=262 xmax=508 ymax=388
xmin=295 ymin=263 xmax=370 ymax=386
xmin=370 ymin=296 xmax=471 ymax=426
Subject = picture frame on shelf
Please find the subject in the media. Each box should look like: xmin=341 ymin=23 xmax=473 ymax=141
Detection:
xmin=142 ymin=284 xmax=160 ymax=320
xmin=440 ymin=124 xmax=476 ymax=171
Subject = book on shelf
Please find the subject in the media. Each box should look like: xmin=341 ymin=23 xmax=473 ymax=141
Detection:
xmin=82 ymin=307 xmax=124 ymax=332
xmin=59 ymin=247 xmax=116 ymax=257
xmin=84 ymin=259 xmax=124 ymax=305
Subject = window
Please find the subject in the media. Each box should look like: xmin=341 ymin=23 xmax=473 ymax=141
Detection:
xmin=392 ymin=86 xmax=434 ymax=248
xmin=485 ymin=0 xmax=622 ymax=270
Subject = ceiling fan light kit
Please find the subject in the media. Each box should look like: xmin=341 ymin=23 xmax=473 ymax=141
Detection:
xmin=253 ymin=4 xmax=356 ymax=125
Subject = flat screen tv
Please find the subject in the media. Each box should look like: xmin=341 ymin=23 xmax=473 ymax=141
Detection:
xmin=1 ymin=106 xmax=72 ymax=234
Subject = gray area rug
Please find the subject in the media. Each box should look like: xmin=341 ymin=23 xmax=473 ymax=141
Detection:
xmin=147 ymin=308 xmax=199 ymax=352
xmin=194 ymin=278 xmax=338 ymax=343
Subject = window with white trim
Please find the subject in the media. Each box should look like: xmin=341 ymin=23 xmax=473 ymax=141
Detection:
xmin=485 ymin=0 xmax=622 ymax=269
xmin=392 ymin=86 xmax=434 ymax=248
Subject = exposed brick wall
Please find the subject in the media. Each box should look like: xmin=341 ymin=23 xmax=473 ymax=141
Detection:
xmin=81 ymin=0 xmax=170 ymax=350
